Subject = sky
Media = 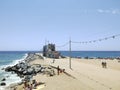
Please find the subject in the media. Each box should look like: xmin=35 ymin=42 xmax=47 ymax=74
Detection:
xmin=0 ymin=0 xmax=120 ymax=51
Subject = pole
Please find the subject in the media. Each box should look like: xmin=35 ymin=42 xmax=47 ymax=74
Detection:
xmin=69 ymin=38 xmax=71 ymax=69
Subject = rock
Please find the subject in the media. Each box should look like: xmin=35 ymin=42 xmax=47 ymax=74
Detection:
xmin=1 ymin=78 xmax=6 ymax=81
xmin=23 ymin=71 xmax=27 ymax=75
xmin=27 ymin=68 xmax=33 ymax=74
xmin=5 ymin=66 xmax=12 ymax=72
xmin=0 ymin=82 xmax=6 ymax=86
xmin=24 ymin=75 xmax=33 ymax=82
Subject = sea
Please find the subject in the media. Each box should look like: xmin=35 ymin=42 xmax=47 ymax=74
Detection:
xmin=59 ymin=51 xmax=120 ymax=58
xmin=0 ymin=51 xmax=120 ymax=89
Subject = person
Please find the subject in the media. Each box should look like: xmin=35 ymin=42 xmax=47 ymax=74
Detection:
xmin=23 ymin=81 xmax=28 ymax=89
xmin=104 ymin=61 xmax=107 ymax=68
xmin=32 ymin=80 xmax=37 ymax=89
xmin=30 ymin=84 xmax=33 ymax=90
xmin=23 ymin=83 xmax=31 ymax=90
xmin=57 ymin=66 xmax=60 ymax=75
xmin=101 ymin=61 xmax=104 ymax=68
xmin=52 ymin=58 xmax=55 ymax=63
xmin=32 ymin=79 xmax=41 ymax=89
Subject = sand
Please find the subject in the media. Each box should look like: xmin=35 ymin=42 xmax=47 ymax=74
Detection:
xmin=10 ymin=58 xmax=120 ymax=90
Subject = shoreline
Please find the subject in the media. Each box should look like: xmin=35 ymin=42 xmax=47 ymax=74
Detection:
xmin=2 ymin=53 xmax=120 ymax=90
xmin=0 ymin=53 xmax=28 ymax=90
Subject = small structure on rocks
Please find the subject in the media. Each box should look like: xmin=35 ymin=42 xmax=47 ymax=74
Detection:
xmin=43 ymin=43 xmax=60 ymax=59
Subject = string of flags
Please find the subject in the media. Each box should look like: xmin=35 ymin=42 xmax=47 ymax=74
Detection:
xmin=71 ymin=34 xmax=120 ymax=44
xmin=55 ymin=34 xmax=120 ymax=48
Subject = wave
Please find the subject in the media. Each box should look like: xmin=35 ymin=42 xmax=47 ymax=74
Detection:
xmin=0 ymin=53 xmax=28 ymax=90
xmin=0 ymin=53 xmax=28 ymax=69
xmin=0 ymin=73 xmax=22 ymax=90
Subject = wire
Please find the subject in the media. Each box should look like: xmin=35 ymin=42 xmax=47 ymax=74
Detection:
xmin=71 ymin=34 xmax=120 ymax=44
xmin=56 ymin=42 xmax=69 ymax=48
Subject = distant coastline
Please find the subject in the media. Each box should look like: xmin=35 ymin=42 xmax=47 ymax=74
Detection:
xmin=1 ymin=51 xmax=120 ymax=58
xmin=59 ymin=51 xmax=120 ymax=58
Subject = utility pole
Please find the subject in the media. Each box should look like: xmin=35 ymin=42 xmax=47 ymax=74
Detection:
xmin=45 ymin=39 xmax=47 ymax=45
xmin=69 ymin=38 xmax=72 ymax=69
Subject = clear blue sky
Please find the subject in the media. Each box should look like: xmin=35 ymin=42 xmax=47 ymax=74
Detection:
xmin=0 ymin=0 xmax=120 ymax=51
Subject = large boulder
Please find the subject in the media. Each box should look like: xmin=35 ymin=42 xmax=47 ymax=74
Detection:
xmin=0 ymin=82 xmax=6 ymax=86
xmin=5 ymin=66 xmax=12 ymax=72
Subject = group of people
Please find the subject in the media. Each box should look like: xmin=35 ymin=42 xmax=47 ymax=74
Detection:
xmin=57 ymin=66 xmax=65 ymax=75
xmin=101 ymin=61 xmax=107 ymax=68
xmin=23 ymin=79 xmax=40 ymax=90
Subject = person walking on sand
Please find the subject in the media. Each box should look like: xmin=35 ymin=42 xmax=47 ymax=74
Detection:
xmin=101 ymin=61 xmax=107 ymax=68
xmin=102 ymin=61 xmax=104 ymax=68
xmin=52 ymin=57 xmax=55 ymax=63
xmin=57 ymin=66 xmax=60 ymax=75
xmin=104 ymin=61 xmax=107 ymax=68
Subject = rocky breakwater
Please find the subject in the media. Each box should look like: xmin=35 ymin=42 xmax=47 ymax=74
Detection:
xmin=1 ymin=53 xmax=55 ymax=86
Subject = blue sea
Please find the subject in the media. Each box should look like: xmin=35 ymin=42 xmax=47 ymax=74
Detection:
xmin=0 ymin=51 xmax=120 ymax=89
xmin=60 ymin=51 xmax=120 ymax=58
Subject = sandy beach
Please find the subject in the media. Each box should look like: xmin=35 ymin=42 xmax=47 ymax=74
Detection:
xmin=8 ymin=57 xmax=120 ymax=90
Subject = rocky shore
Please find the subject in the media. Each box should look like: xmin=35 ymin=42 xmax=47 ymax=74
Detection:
xmin=0 ymin=53 xmax=56 ymax=89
